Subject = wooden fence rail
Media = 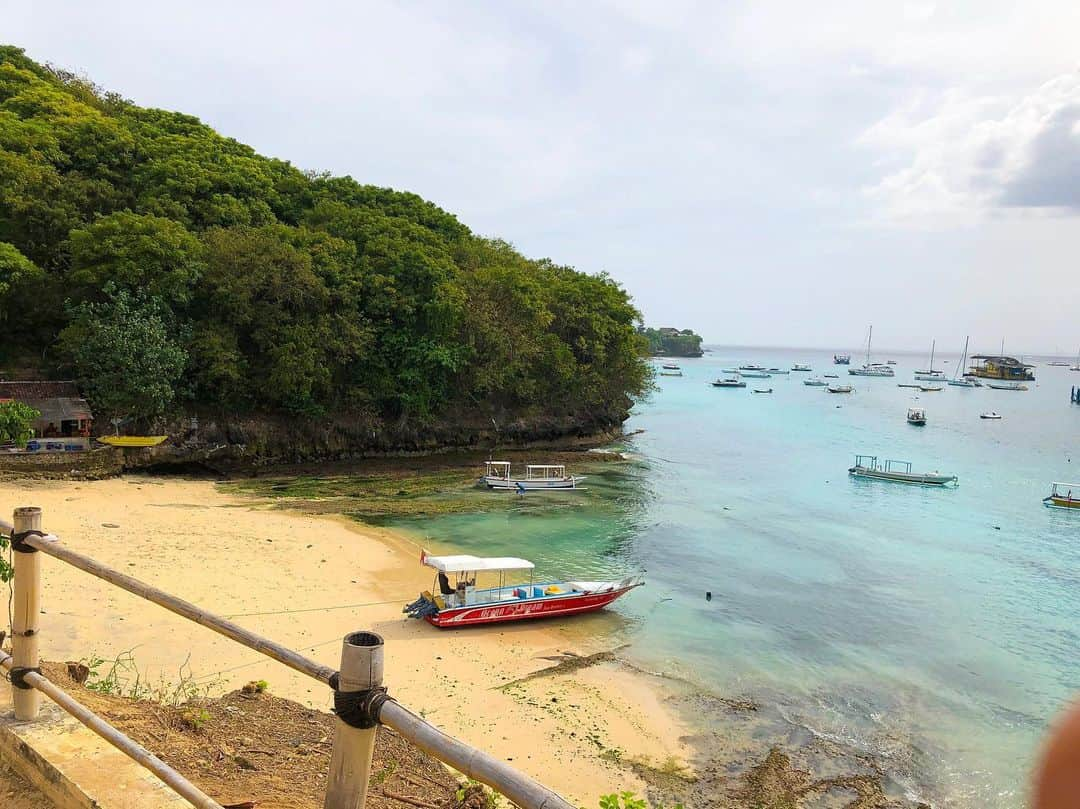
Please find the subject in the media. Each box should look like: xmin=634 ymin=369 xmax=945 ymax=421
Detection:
xmin=1 ymin=508 xmax=576 ymax=809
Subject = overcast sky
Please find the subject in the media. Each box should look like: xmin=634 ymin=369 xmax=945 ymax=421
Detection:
xmin=6 ymin=1 xmax=1080 ymax=353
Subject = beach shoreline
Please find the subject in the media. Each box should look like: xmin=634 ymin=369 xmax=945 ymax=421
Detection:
xmin=0 ymin=475 xmax=693 ymax=804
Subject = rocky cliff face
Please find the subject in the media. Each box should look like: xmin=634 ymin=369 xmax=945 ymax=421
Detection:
xmin=127 ymin=405 xmax=632 ymax=473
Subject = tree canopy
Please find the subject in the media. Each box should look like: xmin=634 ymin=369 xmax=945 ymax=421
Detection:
xmin=0 ymin=46 xmax=651 ymax=428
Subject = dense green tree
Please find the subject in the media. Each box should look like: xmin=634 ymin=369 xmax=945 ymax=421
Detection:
xmin=57 ymin=286 xmax=187 ymax=423
xmin=0 ymin=400 xmax=39 ymax=446
xmin=0 ymin=45 xmax=652 ymax=433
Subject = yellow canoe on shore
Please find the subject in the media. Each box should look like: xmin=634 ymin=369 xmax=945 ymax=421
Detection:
xmin=97 ymin=436 xmax=168 ymax=447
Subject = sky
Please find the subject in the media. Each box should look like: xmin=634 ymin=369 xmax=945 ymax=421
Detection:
xmin=5 ymin=1 xmax=1080 ymax=353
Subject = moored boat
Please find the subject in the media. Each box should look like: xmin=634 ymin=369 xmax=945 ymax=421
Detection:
xmin=914 ymin=339 xmax=944 ymax=380
xmin=824 ymin=373 xmax=839 ymax=378
xmin=834 ymin=354 xmax=851 ymax=365
xmin=791 ymin=363 xmax=812 ymax=372
xmin=659 ymin=371 xmax=683 ymax=377
xmin=987 ymin=381 xmax=1028 ymax=391
xmin=739 ymin=364 xmax=766 ymax=371
xmin=848 ymin=455 xmax=957 ymax=486
xmin=481 ymin=461 xmax=583 ymax=490
xmin=404 ymin=552 xmax=644 ymax=628
xmin=849 ymin=326 xmax=895 ymax=376
xmin=739 ymin=370 xmax=772 ymax=378
xmin=767 ymin=368 xmax=790 ymax=374
xmin=752 ymin=387 xmax=773 ymax=394
xmin=907 ymin=407 xmax=926 ymax=425
xmin=827 ymin=384 xmax=854 ymax=393
xmin=919 ymin=385 xmax=943 ymax=392
xmin=97 ymin=435 xmax=168 ymax=447
xmin=1043 ymin=482 xmax=1080 ymax=510
xmin=712 ymin=377 xmax=746 ymax=388
xmin=662 ymin=363 xmax=681 ymax=370
xmin=803 ymin=377 xmax=827 ymax=386
xmin=980 ymin=411 xmax=1002 ymax=420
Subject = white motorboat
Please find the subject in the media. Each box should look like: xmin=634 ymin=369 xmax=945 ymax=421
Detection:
xmin=767 ymin=368 xmax=790 ymax=375
xmin=803 ymin=377 xmax=827 ymax=386
xmin=739 ymin=370 xmax=772 ymax=378
xmin=827 ymin=384 xmax=854 ymax=393
xmin=907 ymin=407 xmax=926 ymax=425
xmin=980 ymin=412 xmax=1002 ymax=420
xmin=481 ymin=461 xmax=583 ymax=490
xmin=712 ymin=377 xmax=746 ymax=388
xmin=791 ymin=364 xmax=812 ymax=372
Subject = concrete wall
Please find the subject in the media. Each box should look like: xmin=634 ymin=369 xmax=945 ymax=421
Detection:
xmin=0 ymin=448 xmax=122 ymax=480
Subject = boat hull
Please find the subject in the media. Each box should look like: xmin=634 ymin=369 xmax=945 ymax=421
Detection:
xmin=849 ymin=467 xmax=957 ymax=486
xmin=1045 ymin=497 xmax=1080 ymax=510
xmin=425 ymin=584 xmax=641 ymax=628
xmin=97 ymin=435 xmax=168 ymax=447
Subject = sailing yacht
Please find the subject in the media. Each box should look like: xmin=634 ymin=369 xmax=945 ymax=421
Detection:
xmin=849 ymin=326 xmax=895 ymax=377
xmin=948 ymin=336 xmax=979 ymax=387
xmin=914 ymin=340 xmax=945 ymax=381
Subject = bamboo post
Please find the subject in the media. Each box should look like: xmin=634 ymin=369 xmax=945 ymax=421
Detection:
xmin=324 ymin=631 xmax=383 ymax=809
xmin=11 ymin=506 xmax=42 ymax=720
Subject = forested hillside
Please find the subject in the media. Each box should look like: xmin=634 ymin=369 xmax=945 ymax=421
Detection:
xmin=0 ymin=46 xmax=650 ymax=446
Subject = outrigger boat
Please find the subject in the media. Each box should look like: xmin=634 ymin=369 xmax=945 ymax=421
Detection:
xmin=849 ymin=455 xmax=957 ymax=486
xmin=481 ymin=461 xmax=582 ymax=490
xmin=97 ymin=435 xmax=168 ymax=447
xmin=404 ymin=552 xmax=644 ymax=628
xmin=1044 ymin=482 xmax=1080 ymax=510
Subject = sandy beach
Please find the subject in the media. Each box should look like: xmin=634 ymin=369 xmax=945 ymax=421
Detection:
xmin=0 ymin=476 xmax=691 ymax=804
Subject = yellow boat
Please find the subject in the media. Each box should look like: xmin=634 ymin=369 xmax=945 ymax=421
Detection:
xmin=1044 ymin=482 xmax=1080 ymax=510
xmin=97 ymin=436 xmax=168 ymax=447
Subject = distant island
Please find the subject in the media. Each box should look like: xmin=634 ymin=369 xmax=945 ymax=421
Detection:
xmin=0 ymin=46 xmax=652 ymax=465
xmin=640 ymin=326 xmax=704 ymax=357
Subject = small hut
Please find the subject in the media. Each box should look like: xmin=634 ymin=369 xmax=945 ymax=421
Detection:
xmin=0 ymin=381 xmax=93 ymax=449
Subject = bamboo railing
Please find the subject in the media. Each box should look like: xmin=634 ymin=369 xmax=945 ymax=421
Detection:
xmin=1 ymin=507 xmax=575 ymax=809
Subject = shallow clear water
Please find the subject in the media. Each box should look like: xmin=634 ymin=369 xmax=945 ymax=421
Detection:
xmin=389 ymin=347 xmax=1080 ymax=806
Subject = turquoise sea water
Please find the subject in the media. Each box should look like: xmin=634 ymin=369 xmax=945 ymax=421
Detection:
xmin=389 ymin=347 xmax=1080 ymax=806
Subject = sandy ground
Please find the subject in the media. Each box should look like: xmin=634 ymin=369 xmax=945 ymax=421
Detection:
xmin=0 ymin=476 xmax=691 ymax=804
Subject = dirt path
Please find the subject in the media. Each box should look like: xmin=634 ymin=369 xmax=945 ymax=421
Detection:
xmin=0 ymin=759 xmax=58 ymax=809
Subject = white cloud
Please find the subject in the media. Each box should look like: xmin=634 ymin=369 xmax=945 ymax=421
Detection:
xmin=859 ymin=71 xmax=1080 ymax=223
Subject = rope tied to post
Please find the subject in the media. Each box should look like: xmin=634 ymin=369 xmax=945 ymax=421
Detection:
xmin=10 ymin=529 xmax=46 ymax=553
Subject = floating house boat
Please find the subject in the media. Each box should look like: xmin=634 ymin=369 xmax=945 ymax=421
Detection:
xmin=848 ymin=455 xmax=957 ymax=486
xmin=403 ymin=552 xmax=644 ymax=628
xmin=967 ymin=355 xmax=1035 ymax=381
xmin=481 ymin=461 xmax=582 ymax=490
xmin=1043 ymin=482 xmax=1080 ymax=510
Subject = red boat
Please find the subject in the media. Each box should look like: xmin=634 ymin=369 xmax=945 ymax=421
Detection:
xmin=403 ymin=551 xmax=644 ymax=629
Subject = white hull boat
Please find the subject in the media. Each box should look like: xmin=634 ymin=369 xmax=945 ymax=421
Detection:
xmin=482 ymin=461 xmax=583 ymax=490
xmin=849 ymin=455 xmax=957 ymax=486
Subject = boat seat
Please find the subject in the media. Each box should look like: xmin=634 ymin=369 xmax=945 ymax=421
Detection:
xmin=532 ymin=586 xmax=545 ymax=598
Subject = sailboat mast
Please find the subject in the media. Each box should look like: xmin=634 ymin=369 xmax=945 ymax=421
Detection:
xmin=867 ymin=325 xmax=872 ymax=366
xmin=930 ymin=339 xmax=936 ymax=372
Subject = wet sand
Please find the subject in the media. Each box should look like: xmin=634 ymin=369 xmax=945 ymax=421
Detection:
xmin=0 ymin=476 xmax=691 ymax=804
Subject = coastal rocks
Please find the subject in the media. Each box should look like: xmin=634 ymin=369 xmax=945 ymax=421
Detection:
xmin=124 ymin=405 xmax=632 ymax=473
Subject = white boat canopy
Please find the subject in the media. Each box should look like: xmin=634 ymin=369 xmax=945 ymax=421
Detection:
xmin=421 ymin=552 xmax=535 ymax=573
